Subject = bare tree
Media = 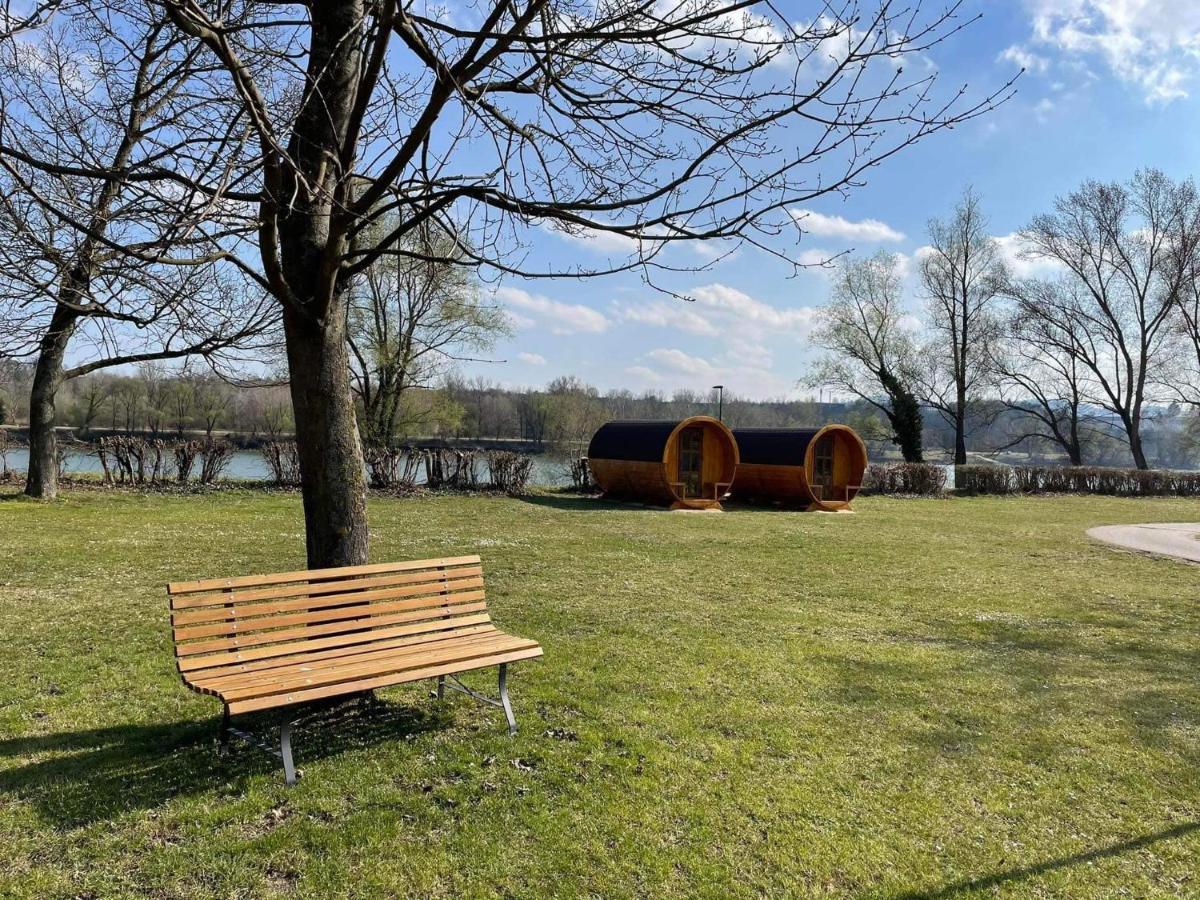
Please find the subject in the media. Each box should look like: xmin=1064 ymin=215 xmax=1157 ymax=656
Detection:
xmin=992 ymin=278 xmax=1095 ymax=465
xmin=1020 ymin=169 xmax=1200 ymax=469
xmin=72 ymin=377 xmax=111 ymax=437
xmin=193 ymin=375 xmax=231 ymax=437
xmin=6 ymin=0 xmax=1011 ymax=564
xmin=0 ymin=4 xmax=273 ymax=498
xmin=347 ymin=223 xmax=508 ymax=446
xmin=918 ymin=188 xmax=1007 ymax=465
xmin=1170 ymin=211 xmax=1200 ymax=409
xmin=807 ymin=251 xmax=924 ymax=461
xmin=170 ymin=374 xmax=196 ymax=436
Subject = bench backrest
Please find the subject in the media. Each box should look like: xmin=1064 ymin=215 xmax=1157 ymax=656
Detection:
xmin=167 ymin=555 xmax=490 ymax=676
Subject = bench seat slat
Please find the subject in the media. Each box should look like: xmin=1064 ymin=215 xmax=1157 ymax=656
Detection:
xmin=167 ymin=555 xmax=483 ymax=596
xmin=176 ymin=615 xmax=495 ymax=672
xmin=196 ymin=632 xmax=534 ymax=697
xmin=182 ymin=624 xmax=501 ymax=682
xmin=171 ymin=586 xmax=486 ymax=640
xmin=169 ymin=565 xmax=484 ymax=610
xmin=170 ymin=571 xmax=487 ymax=619
xmin=226 ymin=646 xmax=544 ymax=715
xmin=174 ymin=599 xmax=490 ymax=655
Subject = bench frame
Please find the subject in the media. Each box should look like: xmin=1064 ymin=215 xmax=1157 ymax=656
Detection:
xmin=168 ymin=555 xmax=539 ymax=785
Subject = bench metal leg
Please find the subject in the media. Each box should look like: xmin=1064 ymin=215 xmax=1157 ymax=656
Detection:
xmin=218 ymin=706 xmax=231 ymax=757
xmin=440 ymin=665 xmax=519 ymax=735
xmin=280 ymin=722 xmax=297 ymax=786
xmin=498 ymin=664 xmax=517 ymax=736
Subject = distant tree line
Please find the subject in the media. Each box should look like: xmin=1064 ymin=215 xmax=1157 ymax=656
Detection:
xmin=807 ymin=170 xmax=1200 ymax=470
xmin=4 ymin=355 xmax=1198 ymax=471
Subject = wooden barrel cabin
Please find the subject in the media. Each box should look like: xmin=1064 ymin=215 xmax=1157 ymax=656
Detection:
xmin=731 ymin=425 xmax=868 ymax=510
xmin=587 ymin=417 xmax=740 ymax=509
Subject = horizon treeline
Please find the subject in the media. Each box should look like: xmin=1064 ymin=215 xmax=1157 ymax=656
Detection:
xmin=2 ymin=360 xmax=1197 ymax=469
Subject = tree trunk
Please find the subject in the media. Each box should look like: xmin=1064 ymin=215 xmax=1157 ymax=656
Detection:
xmin=24 ymin=305 xmax=79 ymax=499
xmin=282 ymin=300 xmax=369 ymax=568
xmin=1066 ymin=405 xmax=1083 ymax=466
xmin=1128 ymin=430 xmax=1149 ymax=470
xmin=953 ymin=388 xmax=967 ymax=465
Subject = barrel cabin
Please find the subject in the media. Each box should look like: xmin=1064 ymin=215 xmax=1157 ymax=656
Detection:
xmin=731 ymin=425 xmax=868 ymax=510
xmin=587 ymin=417 xmax=740 ymax=510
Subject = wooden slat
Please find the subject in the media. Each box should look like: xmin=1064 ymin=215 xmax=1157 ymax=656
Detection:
xmin=167 ymin=555 xmax=483 ymax=596
xmin=219 ymin=635 xmax=539 ymax=701
xmin=169 ymin=565 xmax=483 ymax=611
xmin=227 ymin=646 xmax=544 ymax=714
xmin=183 ymin=624 xmax=501 ymax=683
xmin=170 ymin=574 xmax=485 ymax=626
xmin=195 ymin=631 xmax=525 ymax=695
xmin=174 ymin=600 xmax=490 ymax=656
xmin=176 ymin=614 xmax=496 ymax=672
xmin=172 ymin=590 xmax=486 ymax=641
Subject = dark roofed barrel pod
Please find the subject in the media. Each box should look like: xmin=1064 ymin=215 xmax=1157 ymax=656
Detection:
xmin=587 ymin=417 xmax=739 ymax=509
xmin=732 ymin=424 xmax=868 ymax=510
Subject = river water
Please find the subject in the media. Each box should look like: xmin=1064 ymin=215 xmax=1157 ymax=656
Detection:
xmin=0 ymin=447 xmax=578 ymax=487
xmin=0 ymin=447 xmax=958 ymax=489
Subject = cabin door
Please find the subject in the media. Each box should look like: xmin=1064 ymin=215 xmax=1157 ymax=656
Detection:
xmin=812 ymin=433 xmax=835 ymax=499
xmin=678 ymin=426 xmax=703 ymax=498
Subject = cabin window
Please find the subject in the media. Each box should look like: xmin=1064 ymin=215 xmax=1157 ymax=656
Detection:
xmin=678 ymin=426 xmax=703 ymax=497
xmin=813 ymin=434 xmax=835 ymax=494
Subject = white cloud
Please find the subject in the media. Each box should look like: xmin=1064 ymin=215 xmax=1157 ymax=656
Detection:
xmin=908 ymin=236 xmax=1063 ymax=281
xmin=639 ymin=347 xmax=791 ymax=397
xmin=543 ymin=222 xmax=641 ymax=255
xmin=517 ymin=352 xmax=547 ymax=365
xmin=1033 ymin=97 xmax=1057 ymax=122
xmin=791 ymin=209 xmax=905 ymax=243
xmin=612 ymin=299 xmax=719 ymax=336
xmin=624 ymin=365 xmax=663 ymax=383
xmin=998 ymin=44 xmax=1050 ymax=74
xmin=646 ymin=348 xmax=720 ymax=378
xmin=1026 ymin=0 xmax=1200 ymax=104
xmin=690 ymin=283 xmax=819 ymax=335
xmin=993 ymin=233 xmax=1065 ymax=280
xmin=497 ymin=287 xmax=609 ymax=335
xmin=797 ymin=248 xmax=840 ymax=271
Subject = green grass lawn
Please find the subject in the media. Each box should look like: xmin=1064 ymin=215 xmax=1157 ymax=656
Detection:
xmin=0 ymin=488 xmax=1197 ymax=898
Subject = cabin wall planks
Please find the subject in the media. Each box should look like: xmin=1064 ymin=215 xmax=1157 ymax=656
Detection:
xmin=731 ymin=425 xmax=868 ymax=510
xmin=587 ymin=417 xmax=739 ymax=509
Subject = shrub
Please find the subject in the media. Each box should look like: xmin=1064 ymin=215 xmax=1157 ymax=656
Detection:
xmin=260 ymin=441 xmax=303 ymax=486
xmin=569 ymin=457 xmax=593 ymax=492
xmin=197 ymin=440 xmax=233 ymax=484
xmin=363 ymin=445 xmax=421 ymax=490
xmin=486 ymin=451 xmax=533 ymax=495
xmin=862 ymin=462 xmax=947 ymax=496
xmin=955 ymin=465 xmax=1015 ymax=495
xmin=1012 ymin=465 xmax=1200 ymax=497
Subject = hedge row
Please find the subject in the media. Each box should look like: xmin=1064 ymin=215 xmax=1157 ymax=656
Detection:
xmin=862 ymin=463 xmax=948 ymax=496
xmin=956 ymin=464 xmax=1200 ymax=497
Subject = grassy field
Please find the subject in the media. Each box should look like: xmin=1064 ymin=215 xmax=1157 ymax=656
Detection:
xmin=0 ymin=488 xmax=1197 ymax=898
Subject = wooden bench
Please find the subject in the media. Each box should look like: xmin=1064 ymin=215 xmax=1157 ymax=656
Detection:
xmin=168 ymin=555 xmax=542 ymax=784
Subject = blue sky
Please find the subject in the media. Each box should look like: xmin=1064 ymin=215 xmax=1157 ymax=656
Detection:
xmin=467 ymin=0 xmax=1200 ymax=399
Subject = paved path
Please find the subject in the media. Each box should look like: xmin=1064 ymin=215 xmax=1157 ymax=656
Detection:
xmin=1087 ymin=523 xmax=1200 ymax=564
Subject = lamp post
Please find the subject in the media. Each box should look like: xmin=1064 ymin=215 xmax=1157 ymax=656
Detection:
xmin=712 ymin=384 xmax=724 ymax=422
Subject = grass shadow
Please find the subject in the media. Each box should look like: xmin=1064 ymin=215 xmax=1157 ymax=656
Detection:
xmin=0 ymin=697 xmax=450 ymax=828
xmin=891 ymin=821 xmax=1200 ymax=898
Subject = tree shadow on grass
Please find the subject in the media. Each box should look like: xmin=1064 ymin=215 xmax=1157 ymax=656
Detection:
xmin=891 ymin=821 xmax=1199 ymax=898
xmin=0 ymin=697 xmax=450 ymax=828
